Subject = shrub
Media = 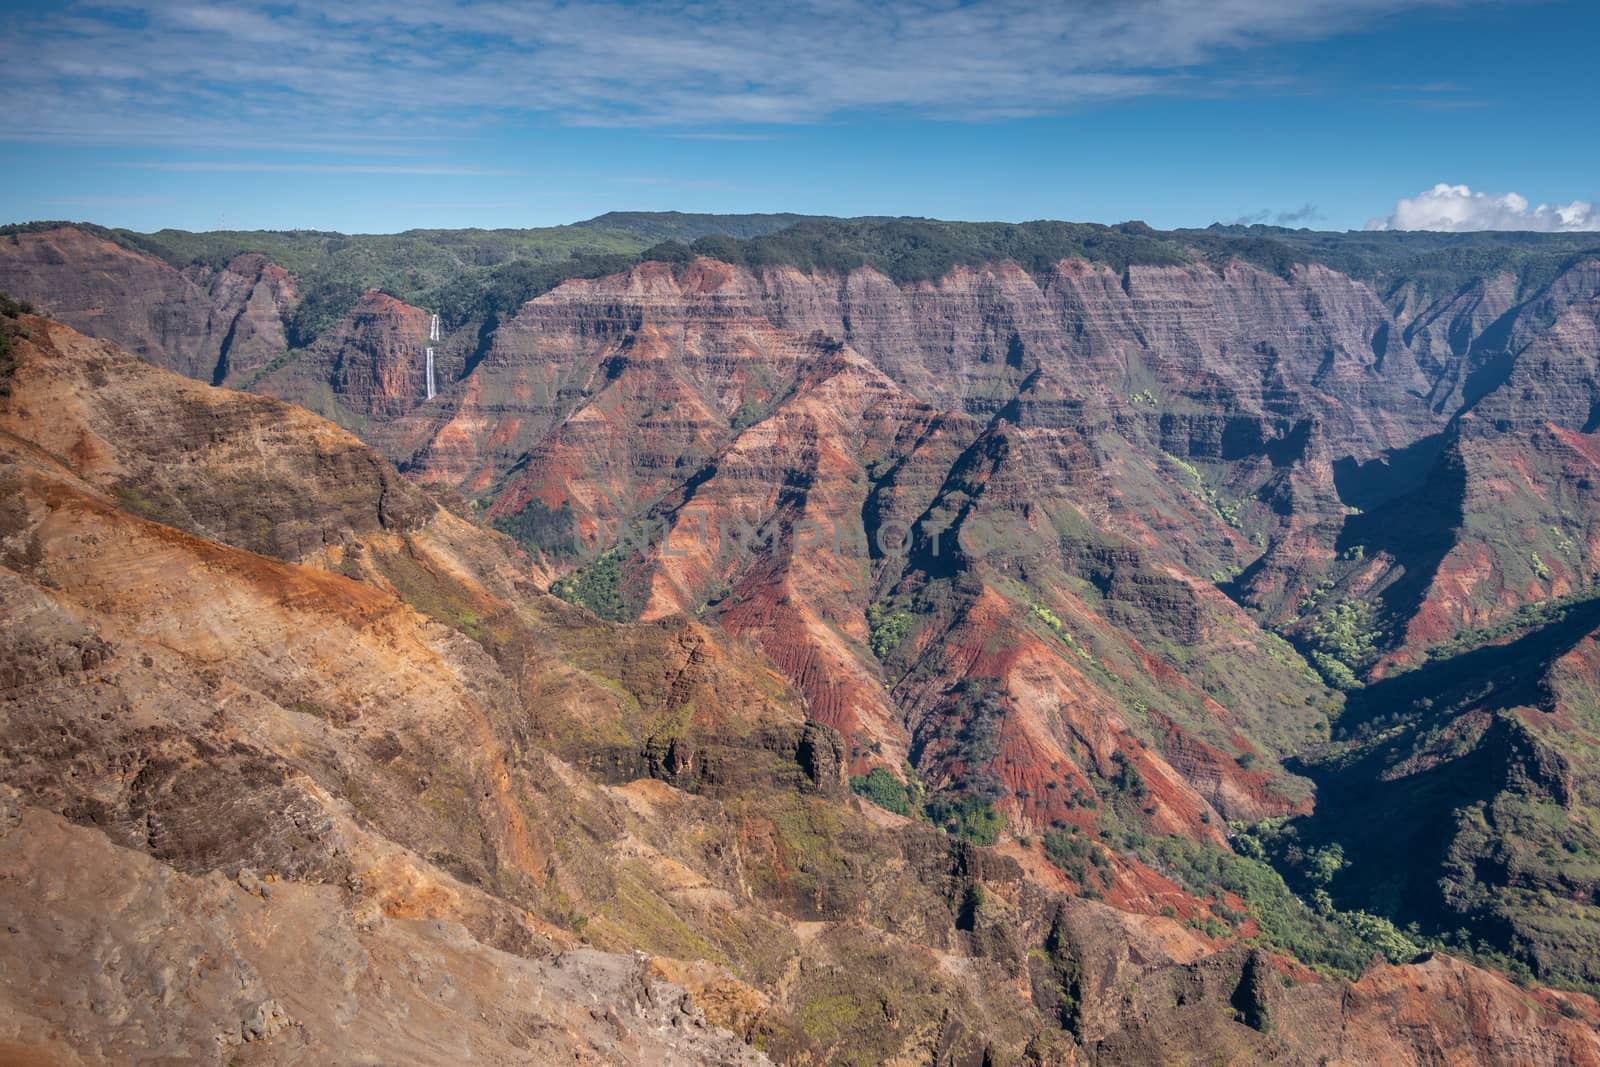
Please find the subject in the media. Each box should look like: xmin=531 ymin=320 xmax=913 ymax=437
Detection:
xmin=550 ymin=546 xmax=630 ymax=621
xmin=849 ymin=767 xmax=914 ymax=817
xmin=1303 ymin=844 xmax=1347 ymax=887
xmin=1110 ymin=751 xmax=1147 ymax=800
xmin=867 ymin=604 xmax=914 ymax=660
xmin=493 ymin=498 xmax=580 ymax=558
xmin=1136 ymin=833 xmax=1423 ymax=979
xmin=0 ymin=290 xmax=29 ymax=386
xmin=1043 ymin=827 xmax=1098 ymax=885
xmin=1304 ymin=599 xmax=1380 ymax=690
xmin=926 ymin=793 xmax=1006 ymax=845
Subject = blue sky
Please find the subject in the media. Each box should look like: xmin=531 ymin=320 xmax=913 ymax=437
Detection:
xmin=2 ymin=0 xmax=1597 ymax=234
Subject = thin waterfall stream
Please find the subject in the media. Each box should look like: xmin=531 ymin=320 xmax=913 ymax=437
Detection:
xmin=425 ymin=313 xmax=440 ymax=399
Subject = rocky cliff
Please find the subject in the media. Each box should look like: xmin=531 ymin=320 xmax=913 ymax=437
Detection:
xmin=7 ymin=219 xmax=1600 ymax=1057
xmin=4 ymin=313 xmax=1599 ymax=1064
xmin=0 ymin=226 xmax=294 ymax=385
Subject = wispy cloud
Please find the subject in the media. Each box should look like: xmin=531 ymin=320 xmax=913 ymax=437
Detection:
xmin=111 ymin=161 xmax=525 ymax=176
xmin=1368 ymin=183 xmax=1599 ymax=232
xmin=0 ymin=0 xmax=1500 ymax=146
xmin=1231 ymin=203 xmax=1325 ymax=226
xmin=1276 ymin=203 xmax=1324 ymax=225
xmin=1372 ymin=80 xmax=1491 ymax=111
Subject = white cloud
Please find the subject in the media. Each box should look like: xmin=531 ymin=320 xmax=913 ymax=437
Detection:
xmin=0 ymin=0 xmax=1492 ymax=144
xmin=1369 ymin=183 xmax=1600 ymax=232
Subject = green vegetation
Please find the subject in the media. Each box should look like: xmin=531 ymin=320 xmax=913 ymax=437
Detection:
xmin=866 ymin=603 xmax=914 ymax=660
xmin=1135 ymin=829 xmax=1425 ymax=979
xmin=1233 ymin=805 xmax=1600 ymax=992
xmin=0 ymin=290 xmax=31 ymax=320
xmin=2 ymin=219 xmax=655 ymax=348
xmin=550 ymin=546 xmax=631 ymax=621
xmin=1164 ymin=453 xmax=1244 ymax=528
xmin=1029 ymin=910 xmax=1086 ymax=1033
xmin=369 ymin=537 xmax=494 ymax=644
xmin=109 ymin=484 xmax=174 ymax=524
xmin=636 ymin=217 xmax=1193 ymax=285
xmin=0 ymin=290 xmax=31 ymax=393
xmin=852 ymin=760 xmax=1011 ymax=847
xmin=658 ymin=218 xmax=1600 ymax=310
xmin=782 ymin=919 xmax=978 ymax=1063
xmin=925 ymin=793 xmax=1007 ymax=845
xmin=931 ymin=679 xmax=1010 ymax=799
xmin=849 ymin=767 xmax=920 ymax=817
xmin=1301 ymin=843 xmax=1348 ymax=887
xmin=1436 ymin=793 xmax=1600 ymax=990
xmin=1234 ymin=948 xmax=1275 ymax=1032
xmin=848 ymin=734 xmax=1008 ymax=845
xmin=9 ymin=216 xmax=1596 ymax=363
xmin=1418 ymin=585 xmax=1600 ymax=665
xmin=1302 ymin=598 xmax=1380 ymax=691
xmin=493 ymin=498 xmax=580 ymax=559
xmin=1030 ymin=601 xmax=1094 ymax=661
xmin=285 ymin=279 xmax=366 ymax=348
xmin=1109 ymin=750 xmax=1147 ymax=801
xmin=576 ymin=211 xmax=813 ymax=242
xmin=1283 ymin=591 xmax=1600 ymax=994
xmin=13 ymin=214 xmax=1597 ymax=305
xmin=1042 ymin=826 xmax=1112 ymax=894
xmin=730 ymin=397 xmax=768 ymax=431
xmin=1179 ymin=223 xmax=1600 ymax=304
xmin=427 ymin=250 xmax=642 ymax=336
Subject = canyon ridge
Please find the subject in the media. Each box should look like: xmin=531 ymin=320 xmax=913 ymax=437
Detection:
xmin=3 ymin=213 xmax=1600 ymax=1064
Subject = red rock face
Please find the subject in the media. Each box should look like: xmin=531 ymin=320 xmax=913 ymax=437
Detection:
xmin=8 ymin=269 xmax=1600 ymax=1062
xmin=1316 ymin=406 xmax=1600 ymax=673
xmin=368 ymin=260 xmax=1351 ymax=850
xmin=211 ymin=253 xmax=297 ymax=383
xmin=0 ymin=227 xmax=294 ymax=384
xmin=322 ymin=289 xmax=434 ymax=417
xmin=6 ymin=245 xmax=1597 ymax=797
xmin=1403 ymin=271 xmax=1520 ymax=413
xmin=399 ymin=256 xmax=1440 ymax=492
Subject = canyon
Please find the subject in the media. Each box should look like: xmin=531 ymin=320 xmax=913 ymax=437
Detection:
xmin=3 ymin=216 xmax=1600 ymax=1063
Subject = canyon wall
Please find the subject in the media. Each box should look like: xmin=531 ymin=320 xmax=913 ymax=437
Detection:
xmin=7 ymin=226 xmax=1600 ymax=1027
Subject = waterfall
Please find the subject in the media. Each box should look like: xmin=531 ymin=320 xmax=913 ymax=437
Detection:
xmin=424 ymin=313 xmax=440 ymax=399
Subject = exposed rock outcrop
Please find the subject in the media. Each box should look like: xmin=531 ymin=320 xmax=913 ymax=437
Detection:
xmin=0 ymin=226 xmax=293 ymax=384
xmin=7 ymin=226 xmax=1600 ymax=1058
xmin=6 ymin=315 xmax=1598 ymax=1065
